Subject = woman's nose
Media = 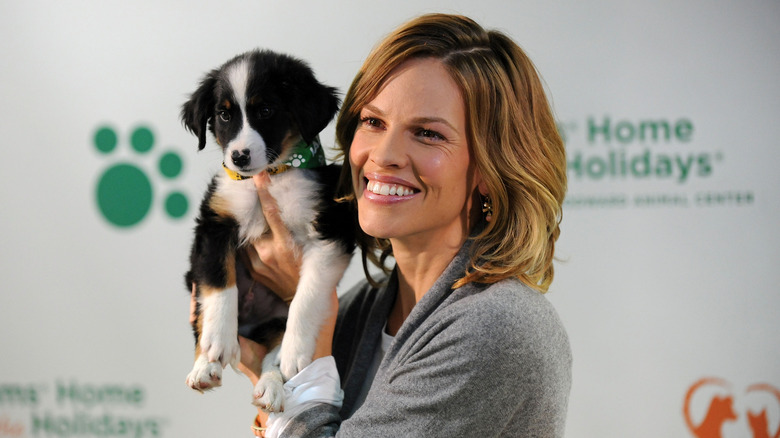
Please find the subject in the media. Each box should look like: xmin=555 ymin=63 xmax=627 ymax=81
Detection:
xmin=370 ymin=129 xmax=407 ymax=168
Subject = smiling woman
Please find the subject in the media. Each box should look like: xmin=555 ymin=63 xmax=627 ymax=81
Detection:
xmin=240 ymin=13 xmax=571 ymax=438
xmin=337 ymin=15 xmax=567 ymax=293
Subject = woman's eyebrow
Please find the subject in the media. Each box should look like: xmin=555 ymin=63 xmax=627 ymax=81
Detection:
xmin=409 ymin=116 xmax=458 ymax=132
xmin=362 ymin=104 xmax=385 ymax=116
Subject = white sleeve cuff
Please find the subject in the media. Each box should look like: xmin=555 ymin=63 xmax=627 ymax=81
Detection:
xmin=265 ymin=356 xmax=343 ymax=438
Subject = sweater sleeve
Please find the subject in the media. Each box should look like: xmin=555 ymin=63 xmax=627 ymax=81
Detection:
xmin=280 ymin=280 xmax=571 ymax=437
xmin=266 ymin=357 xmax=344 ymax=437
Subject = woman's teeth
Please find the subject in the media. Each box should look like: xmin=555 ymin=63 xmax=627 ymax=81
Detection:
xmin=366 ymin=180 xmax=415 ymax=196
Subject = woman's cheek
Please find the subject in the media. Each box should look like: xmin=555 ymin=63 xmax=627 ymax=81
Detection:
xmin=349 ymin=144 xmax=365 ymax=193
xmin=426 ymin=154 xmax=444 ymax=171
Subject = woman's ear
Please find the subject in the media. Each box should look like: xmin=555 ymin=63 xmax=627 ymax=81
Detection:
xmin=477 ymin=178 xmax=489 ymax=197
xmin=471 ymin=164 xmax=488 ymax=196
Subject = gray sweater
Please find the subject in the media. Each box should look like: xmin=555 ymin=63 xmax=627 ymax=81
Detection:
xmin=280 ymin=241 xmax=572 ymax=437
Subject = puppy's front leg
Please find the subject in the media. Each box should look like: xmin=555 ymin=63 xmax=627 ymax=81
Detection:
xmin=278 ymin=242 xmax=350 ymax=380
xmin=253 ymin=346 xmax=285 ymax=412
xmin=186 ymin=285 xmax=240 ymax=391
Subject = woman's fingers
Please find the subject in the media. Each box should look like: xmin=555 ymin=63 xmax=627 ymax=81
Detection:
xmin=246 ymin=171 xmax=302 ymax=301
xmin=253 ymin=171 xmax=290 ymax=239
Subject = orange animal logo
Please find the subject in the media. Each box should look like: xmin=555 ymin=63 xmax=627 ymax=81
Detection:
xmin=684 ymin=377 xmax=780 ymax=438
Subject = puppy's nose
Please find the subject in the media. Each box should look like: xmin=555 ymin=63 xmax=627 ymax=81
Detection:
xmin=231 ymin=149 xmax=251 ymax=168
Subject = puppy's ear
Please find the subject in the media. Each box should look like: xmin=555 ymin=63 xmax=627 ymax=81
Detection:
xmin=287 ymin=79 xmax=340 ymax=145
xmin=181 ymin=71 xmax=218 ymax=150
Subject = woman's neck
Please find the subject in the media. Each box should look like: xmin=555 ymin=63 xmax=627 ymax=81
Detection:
xmin=385 ymin=234 xmax=465 ymax=336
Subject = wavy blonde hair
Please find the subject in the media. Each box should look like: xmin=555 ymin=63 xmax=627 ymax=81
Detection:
xmin=335 ymin=14 xmax=566 ymax=292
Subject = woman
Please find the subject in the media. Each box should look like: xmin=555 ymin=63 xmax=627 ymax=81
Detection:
xmin=236 ymin=13 xmax=570 ymax=437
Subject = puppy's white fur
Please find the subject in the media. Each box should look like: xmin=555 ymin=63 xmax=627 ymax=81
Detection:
xmin=215 ymin=170 xmax=321 ymax=246
xmin=280 ymin=240 xmax=350 ymax=379
xmin=227 ymin=60 xmax=250 ymax=107
xmin=225 ymin=59 xmax=269 ymax=175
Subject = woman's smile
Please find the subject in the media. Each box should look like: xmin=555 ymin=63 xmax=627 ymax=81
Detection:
xmin=365 ymin=180 xmax=416 ymax=197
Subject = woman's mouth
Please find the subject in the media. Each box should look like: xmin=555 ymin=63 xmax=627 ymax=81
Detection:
xmin=365 ymin=179 xmax=418 ymax=197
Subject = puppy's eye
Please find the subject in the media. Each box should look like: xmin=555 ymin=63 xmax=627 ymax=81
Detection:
xmin=217 ymin=110 xmax=231 ymax=122
xmin=259 ymin=107 xmax=275 ymax=119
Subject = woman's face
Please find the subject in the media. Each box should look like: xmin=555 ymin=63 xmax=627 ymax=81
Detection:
xmin=350 ymin=57 xmax=481 ymax=247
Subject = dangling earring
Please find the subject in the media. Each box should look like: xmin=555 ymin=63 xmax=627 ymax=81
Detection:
xmin=481 ymin=195 xmax=493 ymax=222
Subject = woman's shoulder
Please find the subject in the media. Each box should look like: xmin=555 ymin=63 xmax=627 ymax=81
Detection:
xmin=444 ymin=278 xmax=570 ymax=359
xmin=455 ymin=278 xmax=561 ymax=321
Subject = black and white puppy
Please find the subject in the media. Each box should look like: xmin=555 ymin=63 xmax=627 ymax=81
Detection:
xmin=181 ymin=49 xmax=355 ymax=411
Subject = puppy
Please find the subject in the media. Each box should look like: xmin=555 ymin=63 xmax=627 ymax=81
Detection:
xmin=181 ymin=49 xmax=356 ymax=411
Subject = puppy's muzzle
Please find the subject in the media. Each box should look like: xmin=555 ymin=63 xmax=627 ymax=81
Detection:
xmin=231 ymin=149 xmax=251 ymax=168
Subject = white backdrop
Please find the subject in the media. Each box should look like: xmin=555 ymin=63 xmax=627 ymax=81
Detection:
xmin=1 ymin=1 xmax=778 ymax=437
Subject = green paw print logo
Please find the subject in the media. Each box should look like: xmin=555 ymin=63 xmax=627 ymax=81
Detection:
xmin=94 ymin=124 xmax=188 ymax=228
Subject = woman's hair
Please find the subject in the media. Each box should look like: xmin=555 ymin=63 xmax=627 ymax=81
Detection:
xmin=335 ymin=13 xmax=567 ymax=292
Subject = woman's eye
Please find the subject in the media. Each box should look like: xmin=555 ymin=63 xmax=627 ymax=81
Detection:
xmin=418 ymin=129 xmax=445 ymax=141
xmin=360 ymin=117 xmax=380 ymax=127
xmin=217 ymin=110 xmax=231 ymax=122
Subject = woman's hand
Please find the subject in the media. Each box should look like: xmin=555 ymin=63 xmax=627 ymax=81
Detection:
xmin=243 ymin=171 xmax=302 ymax=302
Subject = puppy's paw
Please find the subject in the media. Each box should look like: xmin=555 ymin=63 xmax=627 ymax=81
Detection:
xmin=278 ymin=334 xmax=315 ymax=381
xmin=186 ymin=358 xmax=223 ymax=392
xmin=200 ymin=325 xmax=240 ymax=368
xmin=253 ymin=370 xmax=285 ymax=413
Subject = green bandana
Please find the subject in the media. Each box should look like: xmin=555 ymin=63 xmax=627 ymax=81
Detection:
xmin=281 ymin=136 xmax=327 ymax=169
xmin=223 ymin=136 xmax=327 ymax=180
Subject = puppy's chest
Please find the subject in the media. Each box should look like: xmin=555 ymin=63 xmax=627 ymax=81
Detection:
xmin=215 ymin=172 xmax=321 ymax=243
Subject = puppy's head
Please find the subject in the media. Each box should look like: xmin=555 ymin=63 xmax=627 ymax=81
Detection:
xmin=181 ymin=50 xmax=340 ymax=176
